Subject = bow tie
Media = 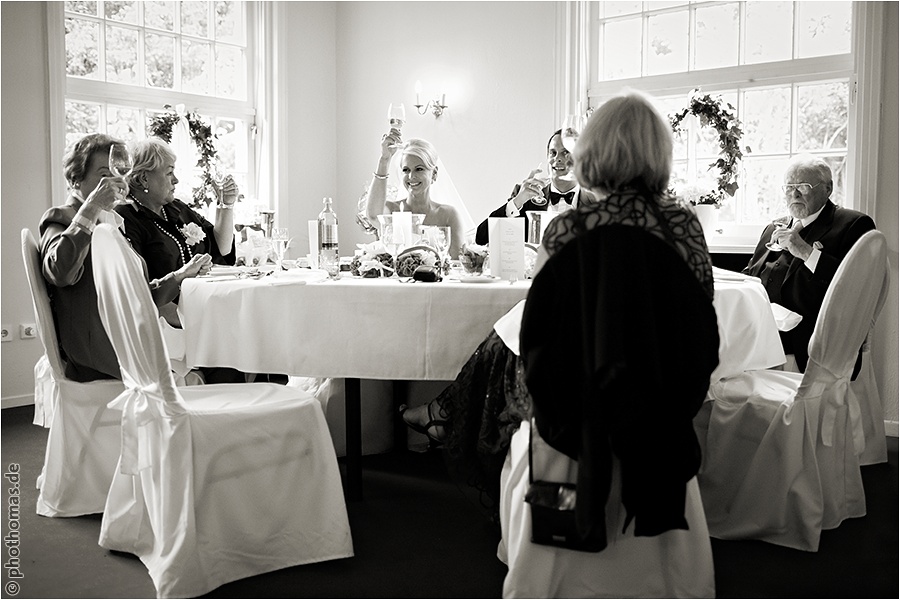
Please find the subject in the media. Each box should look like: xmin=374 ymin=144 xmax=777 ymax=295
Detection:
xmin=549 ymin=190 xmax=576 ymax=206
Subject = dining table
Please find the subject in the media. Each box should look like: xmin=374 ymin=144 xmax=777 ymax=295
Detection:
xmin=178 ymin=265 xmax=785 ymax=500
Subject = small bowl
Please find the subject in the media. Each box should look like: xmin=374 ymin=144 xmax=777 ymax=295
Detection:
xmin=459 ymin=253 xmax=486 ymax=275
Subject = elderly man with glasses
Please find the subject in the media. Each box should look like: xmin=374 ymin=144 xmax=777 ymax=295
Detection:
xmin=743 ymin=154 xmax=876 ymax=374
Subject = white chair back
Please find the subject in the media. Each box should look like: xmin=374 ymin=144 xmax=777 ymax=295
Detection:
xmin=21 ymin=229 xmax=66 ymax=425
xmin=797 ymin=229 xmax=890 ymax=451
xmin=90 ymin=224 xmax=182 ymax=408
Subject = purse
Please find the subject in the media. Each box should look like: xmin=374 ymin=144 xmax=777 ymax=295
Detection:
xmin=524 ymin=421 xmax=603 ymax=552
xmin=412 ymin=265 xmax=442 ymax=282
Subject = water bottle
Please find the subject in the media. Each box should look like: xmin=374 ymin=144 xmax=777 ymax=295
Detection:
xmin=318 ymin=197 xmax=340 ymax=279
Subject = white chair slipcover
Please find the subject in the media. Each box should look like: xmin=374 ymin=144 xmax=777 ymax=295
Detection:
xmin=696 ymin=229 xmax=889 ymax=551
xmin=21 ymin=228 xmax=125 ymax=517
xmin=499 ymin=420 xmax=714 ymax=599
xmin=90 ymin=224 xmax=353 ymax=598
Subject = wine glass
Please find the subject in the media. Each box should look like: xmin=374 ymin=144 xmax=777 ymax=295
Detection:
xmin=270 ymin=227 xmax=290 ymax=270
xmin=527 ymin=162 xmax=549 ymax=207
xmin=388 ymin=103 xmax=406 ymax=130
xmin=561 ymin=114 xmax=585 ymax=152
xmin=108 ymin=143 xmax=133 ymax=205
xmin=765 ymin=222 xmax=788 ymax=252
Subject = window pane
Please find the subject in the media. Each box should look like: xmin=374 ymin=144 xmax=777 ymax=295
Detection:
xmin=106 ymin=25 xmax=139 ymax=84
xmin=65 ymin=101 xmax=101 ymax=146
xmin=797 ymin=1 xmax=851 ymax=59
xmin=600 ymin=1 xmax=641 ymax=18
xmin=745 ymin=1 xmax=792 ymax=64
xmin=106 ymin=105 xmax=142 ymax=142
xmin=182 ymin=39 xmax=211 ymax=94
xmin=602 ymin=19 xmax=642 ymax=80
xmin=742 ymin=87 xmax=791 ymax=154
xmin=215 ymin=1 xmax=244 ymax=44
xmin=145 ymin=33 xmax=175 ymax=89
xmin=66 ymin=18 xmax=100 ymax=79
xmin=215 ymin=45 xmax=245 ymax=98
xmin=105 ymin=0 xmax=139 ymax=24
xmin=742 ymin=157 xmax=789 ymax=223
xmin=182 ymin=1 xmax=210 ymax=38
xmin=823 ymin=155 xmax=847 ymax=208
xmin=66 ymin=1 xmax=98 ymax=16
xmin=694 ymin=3 xmax=739 ymax=70
xmin=797 ymin=81 xmax=848 ymax=151
xmin=144 ymin=1 xmax=175 ymax=31
xmin=646 ymin=10 xmax=688 ymax=76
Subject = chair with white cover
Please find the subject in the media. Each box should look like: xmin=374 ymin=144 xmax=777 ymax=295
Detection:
xmin=91 ymin=224 xmax=353 ymax=599
xmin=21 ymin=228 xmax=125 ymax=517
xmin=696 ymin=229 xmax=889 ymax=551
xmin=501 ymin=225 xmax=718 ymax=598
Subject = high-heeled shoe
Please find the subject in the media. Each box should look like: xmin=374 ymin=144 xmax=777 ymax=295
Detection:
xmin=399 ymin=400 xmax=448 ymax=446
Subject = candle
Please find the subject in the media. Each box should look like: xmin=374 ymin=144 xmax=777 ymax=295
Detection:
xmin=415 ymin=80 xmax=422 ymax=106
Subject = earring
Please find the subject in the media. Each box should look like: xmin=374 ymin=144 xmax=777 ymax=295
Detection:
xmin=143 ymin=188 xmax=149 ymax=194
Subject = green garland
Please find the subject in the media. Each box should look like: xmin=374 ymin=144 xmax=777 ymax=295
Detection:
xmin=147 ymin=104 xmax=220 ymax=209
xmin=670 ymin=89 xmax=750 ymax=205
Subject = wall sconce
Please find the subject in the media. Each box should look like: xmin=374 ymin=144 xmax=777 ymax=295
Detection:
xmin=414 ymin=80 xmax=447 ymax=117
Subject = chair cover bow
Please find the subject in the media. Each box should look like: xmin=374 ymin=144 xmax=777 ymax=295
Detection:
xmin=802 ymin=359 xmax=864 ymax=454
xmin=108 ymin=380 xmax=170 ymax=475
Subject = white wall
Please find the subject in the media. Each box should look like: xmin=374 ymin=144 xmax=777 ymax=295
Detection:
xmin=2 ymin=1 xmax=898 ymax=431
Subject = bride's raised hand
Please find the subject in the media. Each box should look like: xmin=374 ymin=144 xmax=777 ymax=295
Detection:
xmin=381 ymin=129 xmax=402 ymax=159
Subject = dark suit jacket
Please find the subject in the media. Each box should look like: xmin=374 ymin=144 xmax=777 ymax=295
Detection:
xmin=522 ymin=224 xmax=719 ymax=550
xmin=474 ymin=184 xmax=595 ymax=245
xmin=743 ymin=200 xmax=875 ymax=372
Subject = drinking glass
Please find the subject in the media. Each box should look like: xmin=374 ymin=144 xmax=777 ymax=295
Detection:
xmin=270 ymin=227 xmax=290 ymax=269
xmin=561 ymin=114 xmax=585 ymax=152
xmin=765 ymin=222 xmax=788 ymax=251
xmin=422 ymin=226 xmax=451 ymax=260
xmin=108 ymin=143 xmax=133 ymax=205
xmin=388 ymin=103 xmax=406 ymax=130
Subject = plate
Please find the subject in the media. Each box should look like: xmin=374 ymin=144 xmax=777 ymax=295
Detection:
xmin=458 ymin=275 xmax=501 ymax=284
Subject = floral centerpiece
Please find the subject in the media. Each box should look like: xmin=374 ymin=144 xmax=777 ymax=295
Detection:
xmin=669 ymin=89 xmax=750 ymax=207
xmin=349 ymin=241 xmax=395 ymax=277
xmin=459 ymin=243 xmax=489 ymax=275
xmin=396 ymin=245 xmax=447 ymax=277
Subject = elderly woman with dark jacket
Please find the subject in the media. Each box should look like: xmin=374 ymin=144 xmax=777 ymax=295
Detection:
xmin=40 ymin=133 xmax=209 ymax=382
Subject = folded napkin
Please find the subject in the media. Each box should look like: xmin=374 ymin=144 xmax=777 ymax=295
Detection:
xmin=770 ymin=302 xmax=803 ymax=332
xmin=206 ymin=266 xmax=244 ymax=276
xmin=713 ymin=266 xmax=759 ymax=283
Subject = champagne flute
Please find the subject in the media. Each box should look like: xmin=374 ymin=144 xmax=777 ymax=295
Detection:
xmin=561 ymin=114 xmax=585 ymax=152
xmin=388 ymin=103 xmax=406 ymax=131
xmin=108 ymin=143 xmax=133 ymax=205
xmin=270 ymin=227 xmax=290 ymax=270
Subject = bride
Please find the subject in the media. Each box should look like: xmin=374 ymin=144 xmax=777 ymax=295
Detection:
xmin=365 ymin=129 xmax=468 ymax=258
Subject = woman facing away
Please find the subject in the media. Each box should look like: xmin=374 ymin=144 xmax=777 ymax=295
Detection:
xmin=401 ymin=89 xmax=713 ymax=516
xmin=40 ymin=133 xmax=211 ymax=382
xmin=365 ymin=129 xmax=466 ymax=258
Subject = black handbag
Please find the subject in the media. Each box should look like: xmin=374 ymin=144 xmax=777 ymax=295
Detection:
xmin=524 ymin=422 xmax=602 ymax=552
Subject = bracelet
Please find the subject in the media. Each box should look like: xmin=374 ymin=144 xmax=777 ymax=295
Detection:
xmin=373 ymin=172 xmax=389 ymax=180
xmin=216 ymin=203 xmax=234 ymax=210
xmin=71 ymin=214 xmax=95 ymax=233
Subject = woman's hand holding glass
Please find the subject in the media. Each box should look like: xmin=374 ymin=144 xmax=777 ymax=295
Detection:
xmin=86 ymin=177 xmax=128 ymax=212
xmin=381 ymin=128 xmax=403 ymax=159
xmin=212 ymin=174 xmax=240 ymax=208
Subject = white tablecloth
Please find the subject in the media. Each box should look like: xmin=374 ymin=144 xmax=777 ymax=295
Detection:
xmin=180 ymin=268 xmax=784 ymax=384
xmin=179 ymin=269 xmax=531 ymax=380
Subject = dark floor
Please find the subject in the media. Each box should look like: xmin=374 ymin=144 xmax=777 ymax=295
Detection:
xmin=1 ymin=405 xmax=897 ymax=599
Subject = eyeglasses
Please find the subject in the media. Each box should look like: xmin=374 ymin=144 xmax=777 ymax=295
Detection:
xmin=781 ymin=182 xmax=821 ymax=195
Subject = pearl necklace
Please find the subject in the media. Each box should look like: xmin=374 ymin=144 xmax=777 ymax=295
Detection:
xmin=130 ymin=194 xmax=191 ymax=267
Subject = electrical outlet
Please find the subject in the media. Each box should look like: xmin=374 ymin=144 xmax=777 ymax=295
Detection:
xmin=1 ymin=325 xmax=11 ymax=342
xmin=20 ymin=323 xmax=36 ymax=339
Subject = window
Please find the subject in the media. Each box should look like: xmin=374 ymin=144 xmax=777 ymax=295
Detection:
xmin=59 ymin=1 xmax=255 ymax=206
xmin=584 ymin=1 xmax=863 ymax=243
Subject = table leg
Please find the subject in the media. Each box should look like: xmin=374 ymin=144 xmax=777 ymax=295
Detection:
xmin=393 ymin=380 xmax=408 ymax=451
xmin=345 ymin=377 xmax=362 ymax=501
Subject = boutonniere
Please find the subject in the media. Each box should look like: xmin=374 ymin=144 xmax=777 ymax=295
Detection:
xmin=179 ymin=223 xmax=206 ymax=246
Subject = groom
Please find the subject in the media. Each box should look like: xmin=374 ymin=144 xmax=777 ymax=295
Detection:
xmin=475 ymin=129 xmax=595 ymax=245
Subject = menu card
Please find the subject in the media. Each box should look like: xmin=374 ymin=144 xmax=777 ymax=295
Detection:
xmin=488 ymin=217 xmax=524 ymax=280
xmin=307 ymin=220 xmax=319 ymax=268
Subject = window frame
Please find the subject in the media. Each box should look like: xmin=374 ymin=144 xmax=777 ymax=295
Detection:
xmin=556 ymin=1 xmax=884 ymax=252
xmin=47 ymin=1 xmax=261 ymax=212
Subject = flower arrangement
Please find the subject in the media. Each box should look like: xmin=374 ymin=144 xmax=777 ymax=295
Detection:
xmin=349 ymin=241 xmax=395 ymax=277
xmin=148 ymin=104 xmax=224 ymax=210
xmin=459 ymin=243 xmax=489 ymax=275
xmin=396 ymin=245 xmax=444 ymax=278
xmin=179 ymin=223 xmax=206 ymax=246
xmin=669 ymin=89 xmax=750 ymax=206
